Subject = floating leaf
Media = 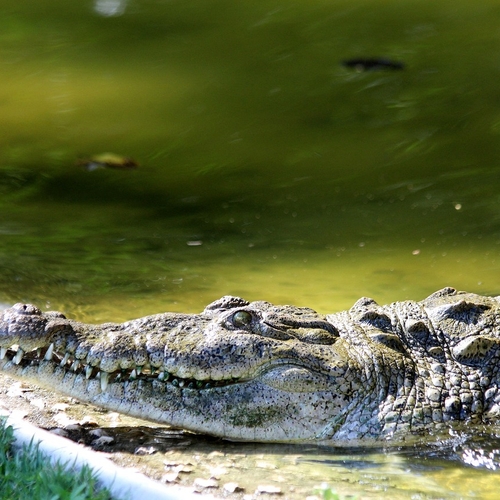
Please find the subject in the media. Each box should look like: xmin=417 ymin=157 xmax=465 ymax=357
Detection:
xmin=76 ymin=153 xmax=139 ymax=171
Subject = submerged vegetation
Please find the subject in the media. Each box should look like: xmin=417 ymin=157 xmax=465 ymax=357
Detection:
xmin=314 ymin=483 xmax=357 ymax=500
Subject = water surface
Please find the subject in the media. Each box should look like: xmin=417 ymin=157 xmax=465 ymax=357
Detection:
xmin=1 ymin=0 xmax=500 ymax=497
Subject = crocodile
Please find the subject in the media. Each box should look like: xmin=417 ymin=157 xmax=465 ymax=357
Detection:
xmin=1 ymin=287 xmax=500 ymax=443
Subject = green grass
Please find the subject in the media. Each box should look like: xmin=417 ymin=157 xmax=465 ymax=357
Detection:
xmin=314 ymin=483 xmax=357 ymax=500
xmin=0 ymin=417 xmax=113 ymax=500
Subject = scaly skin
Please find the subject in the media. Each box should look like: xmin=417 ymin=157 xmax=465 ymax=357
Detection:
xmin=1 ymin=288 xmax=500 ymax=443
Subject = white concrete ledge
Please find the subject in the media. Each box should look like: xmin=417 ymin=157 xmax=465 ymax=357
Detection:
xmin=5 ymin=415 xmax=206 ymax=500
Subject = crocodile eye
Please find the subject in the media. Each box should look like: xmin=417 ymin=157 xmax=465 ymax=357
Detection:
xmin=231 ymin=310 xmax=253 ymax=328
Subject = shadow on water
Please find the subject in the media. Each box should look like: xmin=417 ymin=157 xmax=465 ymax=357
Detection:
xmin=58 ymin=421 xmax=500 ymax=498
xmin=78 ymin=423 xmax=500 ymax=472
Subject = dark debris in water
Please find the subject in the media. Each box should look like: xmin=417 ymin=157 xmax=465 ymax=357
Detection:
xmin=342 ymin=58 xmax=405 ymax=71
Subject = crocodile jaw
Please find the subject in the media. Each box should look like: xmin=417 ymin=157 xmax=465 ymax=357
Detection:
xmin=0 ymin=301 xmax=362 ymax=442
xmin=0 ymin=352 xmax=348 ymax=442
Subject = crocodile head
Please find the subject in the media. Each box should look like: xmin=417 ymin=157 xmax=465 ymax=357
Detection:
xmin=5 ymin=289 xmax=497 ymax=443
xmin=0 ymin=297 xmax=395 ymax=443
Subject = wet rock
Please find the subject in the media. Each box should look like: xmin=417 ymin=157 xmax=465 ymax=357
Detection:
xmin=79 ymin=415 xmax=99 ymax=426
xmin=49 ymin=428 xmax=69 ymax=438
xmin=207 ymin=450 xmax=225 ymax=458
xmin=223 ymin=482 xmax=244 ymax=493
xmin=134 ymin=446 xmax=157 ymax=455
xmin=53 ymin=412 xmax=79 ymax=428
xmin=256 ymin=484 xmax=282 ymax=494
xmin=92 ymin=435 xmax=115 ymax=447
xmin=208 ymin=466 xmax=228 ymax=478
xmin=161 ymin=471 xmax=179 ymax=483
xmin=52 ymin=403 xmax=70 ymax=412
xmin=7 ymin=382 xmax=30 ymax=397
xmin=30 ymin=398 xmax=46 ymax=410
xmin=163 ymin=460 xmax=195 ymax=473
xmin=88 ymin=428 xmax=108 ymax=437
xmin=62 ymin=424 xmax=82 ymax=431
xmin=193 ymin=477 xmax=219 ymax=490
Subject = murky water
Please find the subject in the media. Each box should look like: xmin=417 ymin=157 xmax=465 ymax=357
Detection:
xmin=2 ymin=0 xmax=500 ymax=497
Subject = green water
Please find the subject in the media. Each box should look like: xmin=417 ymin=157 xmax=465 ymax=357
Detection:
xmin=2 ymin=0 xmax=500 ymax=496
xmin=2 ymin=0 xmax=500 ymax=319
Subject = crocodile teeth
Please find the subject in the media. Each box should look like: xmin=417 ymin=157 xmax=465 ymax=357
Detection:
xmin=71 ymin=360 xmax=81 ymax=372
xmin=100 ymin=372 xmax=109 ymax=392
xmin=0 ymin=347 xmax=6 ymax=360
xmin=86 ymin=365 xmax=93 ymax=379
xmin=13 ymin=348 xmax=25 ymax=365
xmin=136 ymin=366 xmax=142 ymax=375
xmin=129 ymin=369 xmax=137 ymax=380
xmin=60 ymin=352 xmax=70 ymax=367
xmin=44 ymin=343 xmax=54 ymax=361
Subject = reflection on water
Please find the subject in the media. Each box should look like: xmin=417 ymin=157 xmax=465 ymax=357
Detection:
xmin=94 ymin=0 xmax=127 ymax=18
xmin=1 ymin=0 xmax=500 ymax=497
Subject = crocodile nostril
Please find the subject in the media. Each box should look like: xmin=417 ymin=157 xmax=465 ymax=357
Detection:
xmin=12 ymin=303 xmax=42 ymax=316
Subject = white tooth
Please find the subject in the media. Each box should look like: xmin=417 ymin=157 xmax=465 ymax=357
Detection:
xmin=44 ymin=343 xmax=54 ymax=361
xmin=71 ymin=360 xmax=80 ymax=371
xmin=129 ymin=369 xmax=137 ymax=380
xmin=158 ymin=371 xmax=165 ymax=381
xmin=100 ymin=372 xmax=109 ymax=392
xmin=60 ymin=353 xmax=70 ymax=367
xmin=13 ymin=348 xmax=25 ymax=365
xmin=36 ymin=348 xmax=42 ymax=358
xmin=0 ymin=347 xmax=7 ymax=360
xmin=136 ymin=366 xmax=142 ymax=375
xmin=85 ymin=365 xmax=93 ymax=379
